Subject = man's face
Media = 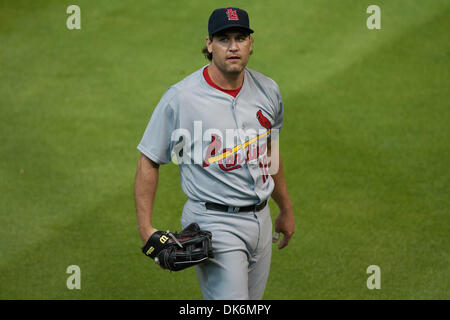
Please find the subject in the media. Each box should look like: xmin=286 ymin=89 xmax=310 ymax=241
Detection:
xmin=206 ymin=29 xmax=253 ymax=75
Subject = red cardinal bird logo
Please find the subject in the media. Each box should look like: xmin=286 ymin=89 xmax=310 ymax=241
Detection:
xmin=256 ymin=110 xmax=272 ymax=130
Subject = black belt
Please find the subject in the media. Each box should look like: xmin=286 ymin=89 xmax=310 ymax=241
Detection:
xmin=205 ymin=200 xmax=267 ymax=213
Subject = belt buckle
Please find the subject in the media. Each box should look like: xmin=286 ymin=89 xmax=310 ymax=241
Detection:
xmin=228 ymin=206 xmax=240 ymax=213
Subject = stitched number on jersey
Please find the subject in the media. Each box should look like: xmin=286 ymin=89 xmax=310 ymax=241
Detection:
xmin=226 ymin=9 xmax=239 ymax=21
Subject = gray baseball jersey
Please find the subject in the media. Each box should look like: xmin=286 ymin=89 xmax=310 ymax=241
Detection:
xmin=137 ymin=65 xmax=283 ymax=207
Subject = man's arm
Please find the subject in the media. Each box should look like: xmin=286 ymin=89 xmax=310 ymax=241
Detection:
xmin=269 ymin=139 xmax=295 ymax=249
xmin=134 ymin=153 xmax=160 ymax=244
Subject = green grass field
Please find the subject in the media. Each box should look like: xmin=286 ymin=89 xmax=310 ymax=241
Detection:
xmin=1 ymin=0 xmax=449 ymax=299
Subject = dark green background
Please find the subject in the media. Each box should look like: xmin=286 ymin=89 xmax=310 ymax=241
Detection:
xmin=0 ymin=0 xmax=449 ymax=299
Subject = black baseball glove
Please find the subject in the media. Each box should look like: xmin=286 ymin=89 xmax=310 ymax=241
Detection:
xmin=142 ymin=222 xmax=214 ymax=271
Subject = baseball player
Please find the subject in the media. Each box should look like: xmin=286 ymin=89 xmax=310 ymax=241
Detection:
xmin=134 ymin=7 xmax=295 ymax=300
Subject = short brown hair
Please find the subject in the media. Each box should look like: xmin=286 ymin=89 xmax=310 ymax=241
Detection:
xmin=202 ymin=45 xmax=213 ymax=61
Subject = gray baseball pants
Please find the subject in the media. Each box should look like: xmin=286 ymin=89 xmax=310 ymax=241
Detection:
xmin=181 ymin=198 xmax=272 ymax=300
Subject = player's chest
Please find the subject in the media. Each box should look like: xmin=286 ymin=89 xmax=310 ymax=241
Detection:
xmin=179 ymin=95 xmax=275 ymax=134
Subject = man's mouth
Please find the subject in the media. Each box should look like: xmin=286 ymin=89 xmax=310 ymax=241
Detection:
xmin=227 ymin=56 xmax=241 ymax=60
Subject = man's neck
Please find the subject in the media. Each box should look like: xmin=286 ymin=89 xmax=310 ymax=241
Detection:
xmin=207 ymin=63 xmax=244 ymax=90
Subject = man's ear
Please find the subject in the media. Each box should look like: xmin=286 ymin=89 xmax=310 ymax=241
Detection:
xmin=205 ymin=36 xmax=213 ymax=54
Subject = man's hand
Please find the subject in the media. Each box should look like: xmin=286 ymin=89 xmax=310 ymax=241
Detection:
xmin=268 ymin=150 xmax=295 ymax=250
xmin=272 ymin=209 xmax=295 ymax=249
xmin=141 ymin=223 xmax=214 ymax=272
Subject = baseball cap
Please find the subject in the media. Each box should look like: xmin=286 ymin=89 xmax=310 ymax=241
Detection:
xmin=208 ymin=7 xmax=254 ymax=37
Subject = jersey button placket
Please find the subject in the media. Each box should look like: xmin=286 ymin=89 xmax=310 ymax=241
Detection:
xmin=231 ymin=98 xmax=246 ymax=171
xmin=231 ymin=99 xmax=247 ymax=164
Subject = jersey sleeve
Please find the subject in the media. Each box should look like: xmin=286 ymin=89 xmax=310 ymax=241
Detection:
xmin=137 ymin=91 xmax=177 ymax=164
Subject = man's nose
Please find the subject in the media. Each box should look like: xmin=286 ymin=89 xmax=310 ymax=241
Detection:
xmin=228 ymin=39 xmax=239 ymax=51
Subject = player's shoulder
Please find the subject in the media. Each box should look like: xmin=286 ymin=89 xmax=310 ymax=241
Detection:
xmin=245 ymin=67 xmax=282 ymax=106
xmin=161 ymin=66 xmax=206 ymax=103
xmin=245 ymin=68 xmax=281 ymax=96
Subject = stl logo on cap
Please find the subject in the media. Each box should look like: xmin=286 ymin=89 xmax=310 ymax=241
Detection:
xmin=226 ymin=8 xmax=239 ymax=21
